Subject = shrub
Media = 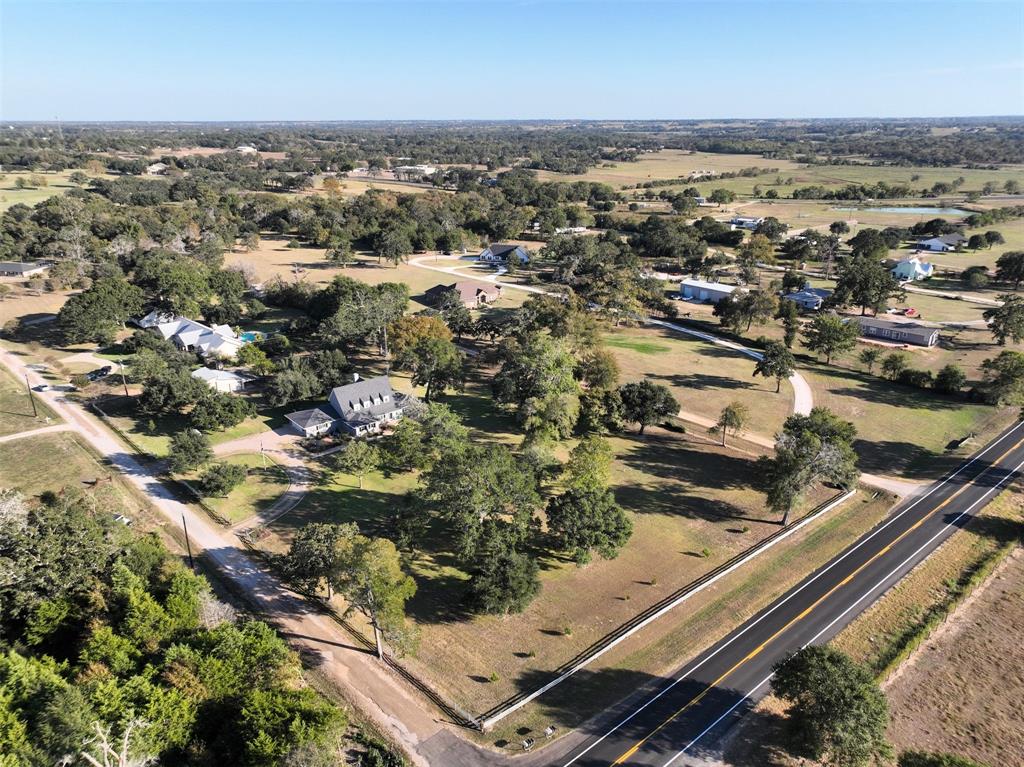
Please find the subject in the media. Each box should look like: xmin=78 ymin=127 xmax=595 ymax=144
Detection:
xmin=934 ymin=364 xmax=967 ymax=395
xmin=897 ymin=368 xmax=934 ymax=389
xmin=199 ymin=462 xmax=247 ymax=497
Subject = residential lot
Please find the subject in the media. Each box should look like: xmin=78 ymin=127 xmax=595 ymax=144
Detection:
xmin=0 ymin=362 xmax=60 ymax=436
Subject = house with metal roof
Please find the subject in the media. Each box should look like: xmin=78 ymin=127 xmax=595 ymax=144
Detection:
xmin=190 ymin=367 xmax=248 ymax=394
xmin=0 ymin=261 xmax=48 ymax=277
xmin=781 ymin=286 xmax=832 ymax=311
xmin=855 ymin=317 xmax=940 ymax=347
xmin=155 ymin=317 xmax=244 ymax=360
xmin=478 ymin=243 xmax=530 ymax=264
xmin=679 ymin=278 xmax=740 ymax=304
xmin=892 ymin=255 xmax=935 ymax=282
xmin=916 ymin=233 xmax=967 ymax=252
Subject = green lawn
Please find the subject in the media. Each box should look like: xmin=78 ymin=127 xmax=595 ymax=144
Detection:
xmin=605 ymin=325 xmax=794 ymax=438
xmin=97 ymin=394 xmax=292 ymax=457
xmin=0 ymin=431 xmax=118 ymax=499
xmin=806 ymin=364 xmax=1011 ymax=480
xmin=187 ymin=452 xmax=291 ymax=525
xmin=0 ymin=364 xmax=60 ymax=436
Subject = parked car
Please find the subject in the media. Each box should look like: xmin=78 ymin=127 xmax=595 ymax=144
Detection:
xmin=86 ymin=366 xmax=113 ymax=381
xmin=32 ymin=384 xmax=50 ymax=392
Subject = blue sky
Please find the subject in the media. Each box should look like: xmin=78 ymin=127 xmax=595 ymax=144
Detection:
xmin=2 ymin=1 xmax=1022 ymax=120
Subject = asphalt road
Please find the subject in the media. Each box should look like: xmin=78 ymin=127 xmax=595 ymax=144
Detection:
xmin=558 ymin=419 xmax=1024 ymax=767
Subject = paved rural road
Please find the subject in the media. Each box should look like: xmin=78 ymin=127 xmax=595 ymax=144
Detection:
xmin=553 ymin=418 xmax=1024 ymax=767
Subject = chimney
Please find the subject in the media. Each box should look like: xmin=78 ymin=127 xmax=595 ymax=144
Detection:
xmin=352 ymin=373 xmax=360 ymax=383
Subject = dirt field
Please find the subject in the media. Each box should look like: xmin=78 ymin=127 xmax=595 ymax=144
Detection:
xmin=882 ymin=546 xmax=1024 ymax=766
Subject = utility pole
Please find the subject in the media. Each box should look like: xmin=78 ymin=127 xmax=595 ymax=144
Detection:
xmin=182 ymin=514 xmax=195 ymax=572
xmin=119 ymin=360 xmax=129 ymax=398
xmin=24 ymin=375 xmax=37 ymax=417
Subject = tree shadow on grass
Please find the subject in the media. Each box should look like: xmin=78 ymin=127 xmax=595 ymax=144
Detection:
xmin=649 ymin=371 xmax=757 ymax=392
xmin=617 ymin=433 xmax=755 ymax=492
xmin=828 ymin=383 xmax=963 ymax=412
xmin=852 ymin=438 xmax=941 ymax=478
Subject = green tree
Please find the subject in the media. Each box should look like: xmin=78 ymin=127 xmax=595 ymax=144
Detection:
xmin=236 ymin=344 xmax=275 ymax=375
xmin=758 ymin=408 xmax=858 ymax=525
xmin=984 ymin=294 xmax=1024 ymax=345
xmin=374 ymin=226 xmax=413 ymax=268
xmin=198 ymin=462 xmax=247 ymax=497
xmin=934 ymin=364 xmax=967 ymax=395
xmin=169 ymin=430 xmax=212 ymax=473
xmin=546 ymin=487 xmax=632 ymax=565
xmin=266 ymin=366 xmax=320 ymax=407
xmin=436 ymin=289 xmax=474 ymax=340
xmin=330 ymin=529 xmax=417 ymax=657
xmin=708 ymin=188 xmax=735 ymax=205
xmin=710 ymin=401 xmax=748 ymax=446
xmin=777 ymin=299 xmax=800 ymax=349
xmin=995 ymin=251 xmax=1024 ymax=289
xmin=802 ymin=314 xmax=859 ymax=364
xmin=493 ymin=332 xmax=580 ymax=439
xmin=981 ymin=350 xmax=1024 ymax=404
xmin=771 ymin=646 xmax=889 ymax=767
xmin=57 ymin=277 xmax=145 ymax=344
xmin=881 ymin=352 xmax=908 ymax=380
xmin=401 ymin=336 xmax=463 ymax=402
xmin=564 ymin=435 xmax=614 ymax=490
xmin=753 ymin=341 xmax=795 ymax=393
xmin=829 ymin=220 xmax=850 ymax=235
xmin=618 ymin=380 xmax=679 ymax=435
xmin=858 ymin=348 xmax=881 ymax=374
xmin=417 ymin=442 xmax=541 ymax=560
xmin=983 ymin=230 xmax=1004 ymax=248
xmin=283 ymin=522 xmax=347 ymax=599
xmin=334 ymin=440 xmax=381 ymax=489
xmin=468 ymin=548 xmax=540 ymax=615
xmin=833 ymin=255 xmax=904 ymax=315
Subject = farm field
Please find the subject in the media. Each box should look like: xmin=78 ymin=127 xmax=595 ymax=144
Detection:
xmin=0 ymin=169 xmax=116 ymax=211
xmin=879 ymin=544 xmax=1024 ymax=766
xmin=0 ymin=362 xmax=60 ymax=436
xmin=537 ymin=148 xmax=1024 ymax=199
xmin=0 ymin=430 xmax=129 ymax=501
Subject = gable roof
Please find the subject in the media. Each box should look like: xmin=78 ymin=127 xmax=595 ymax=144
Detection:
xmin=855 ymin=316 xmax=938 ymax=342
xmin=680 ymin=277 xmax=737 ymax=293
xmin=328 ymin=376 xmax=403 ymax=425
xmin=426 ymin=280 xmax=502 ymax=304
xmin=485 ymin=243 xmax=522 ymax=258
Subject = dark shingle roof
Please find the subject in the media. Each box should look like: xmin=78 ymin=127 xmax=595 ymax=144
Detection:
xmin=485 ymin=244 xmax=520 ymax=258
xmin=328 ymin=376 xmax=405 ymax=426
xmin=855 ymin=317 xmax=937 ymax=342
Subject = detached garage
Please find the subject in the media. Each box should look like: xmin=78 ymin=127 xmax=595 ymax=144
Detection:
xmin=680 ymin=278 xmax=739 ymax=304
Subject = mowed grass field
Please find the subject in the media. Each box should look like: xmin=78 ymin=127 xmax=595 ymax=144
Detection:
xmin=604 ymin=324 xmax=793 ymax=438
xmin=182 ymin=452 xmax=290 ymax=525
xmin=0 ymin=169 xmax=118 ymax=212
xmin=0 ymin=430 xmax=128 ymax=501
xmin=804 ymin=364 xmax=1010 ymax=480
xmin=0 ymin=363 xmax=60 ymax=436
xmin=536 ymin=148 xmax=1024 ymax=199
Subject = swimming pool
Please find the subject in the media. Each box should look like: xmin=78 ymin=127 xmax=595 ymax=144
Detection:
xmin=240 ymin=331 xmax=265 ymax=343
xmin=832 ymin=206 xmax=972 ymax=216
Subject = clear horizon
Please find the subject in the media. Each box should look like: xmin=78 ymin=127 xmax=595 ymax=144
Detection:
xmin=2 ymin=0 xmax=1022 ymax=121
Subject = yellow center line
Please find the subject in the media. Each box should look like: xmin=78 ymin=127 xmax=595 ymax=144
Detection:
xmin=610 ymin=434 xmax=1024 ymax=765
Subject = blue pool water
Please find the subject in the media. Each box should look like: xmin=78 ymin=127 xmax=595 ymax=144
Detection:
xmin=832 ymin=206 xmax=972 ymax=216
xmin=240 ymin=331 xmax=264 ymax=343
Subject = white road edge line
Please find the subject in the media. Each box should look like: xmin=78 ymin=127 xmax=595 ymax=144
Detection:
xmin=560 ymin=420 xmax=1024 ymax=766
xmin=660 ymin=451 xmax=1024 ymax=767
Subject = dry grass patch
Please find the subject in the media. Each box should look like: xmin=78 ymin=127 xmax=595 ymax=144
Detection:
xmin=0 ymin=363 xmax=60 ymax=436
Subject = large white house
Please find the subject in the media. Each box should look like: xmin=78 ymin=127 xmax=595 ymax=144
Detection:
xmin=478 ymin=243 xmax=530 ymax=265
xmin=891 ymin=255 xmax=934 ymax=282
xmin=730 ymin=216 xmax=764 ymax=231
xmin=155 ymin=317 xmax=244 ymax=359
xmin=916 ymin=233 xmax=966 ymax=252
xmin=285 ymin=376 xmax=411 ymax=438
